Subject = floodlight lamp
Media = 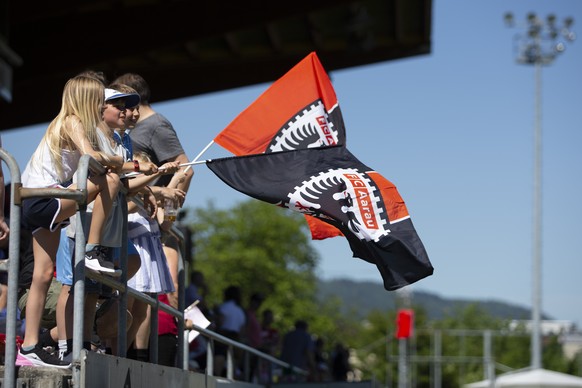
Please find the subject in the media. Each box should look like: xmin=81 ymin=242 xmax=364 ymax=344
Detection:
xmin=528 ymin=28 xmax=539 ymax=38
xmin=504 ymin=12 xmax=514 ymax=26
xmin=527 ymin=12 xmax=537 ymax=24
xmin=547 ymin=14 xmax=556 ymax=26
xmin=564 ymin=17 xmax=574 ymax=28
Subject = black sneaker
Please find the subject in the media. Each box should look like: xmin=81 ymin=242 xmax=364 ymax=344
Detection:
xmin=16 ymin=344 xmax=71 ymax=368
xmin=38 ymin=332 xmax=57 ymax=355
xmin=59 ymin=349 xmax=72 ymax=363
xmin=85 ymin=246 xmax=122 ymax=277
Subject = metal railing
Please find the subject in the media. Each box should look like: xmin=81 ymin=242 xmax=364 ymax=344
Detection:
xmin=0 ymin=148 xmax=307 ymax=388
xmin=0 ymin=149 xmax=94 ymax=387
xmin=189 ymin=324 xmax=309 ymax=382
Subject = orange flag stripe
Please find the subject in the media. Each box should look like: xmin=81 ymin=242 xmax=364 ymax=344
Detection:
xmin=367 ymin=171 xmax=410 ymax=223
xmin=214 ymin=52 xmax=338 ymax=156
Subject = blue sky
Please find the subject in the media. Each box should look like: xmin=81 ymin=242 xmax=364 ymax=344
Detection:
xmin=3 ymin=0 xmax=581 ymax=327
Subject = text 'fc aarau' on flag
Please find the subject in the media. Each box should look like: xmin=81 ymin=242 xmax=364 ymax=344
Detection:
xmin=214 ymin=52 xmax=346 ymax=155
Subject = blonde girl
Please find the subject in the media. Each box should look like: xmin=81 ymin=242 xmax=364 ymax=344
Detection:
xmin=17 ymin=75 xmax=123 ymax=368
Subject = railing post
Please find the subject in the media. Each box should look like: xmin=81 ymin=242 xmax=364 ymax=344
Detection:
xmin=0 ymin=148 xmax=23 ymax=388
xmin=244 ymin=351 xmax=251 ymax=382
xmin=117 ymin=194 xmax=129 ymax=357
xmin=226 ymin=345 xmax=234 ymax=380
xmin=71 ymin=155 xmax=92 ymax=387
xmin=207 ymin=339 xmax=214 ymax=376
xmin=150 ymin=298 xmax=159 ymax=364
xmin=176 ymin=246 xmax=185 ymax=368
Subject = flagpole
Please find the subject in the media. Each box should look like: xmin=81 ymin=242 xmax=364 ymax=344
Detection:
xmin=122 ymin=159 xmax=210 ymax=178
xmin=177 ymin=160 xmax=210 ymax=168
xmin=183 ymin=140 xmax=215 ymax=173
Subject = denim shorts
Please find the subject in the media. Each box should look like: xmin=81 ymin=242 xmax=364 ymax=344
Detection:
xmin=56 ymin=229 xmax=137 ymax=293
xmin=55 ymin=231 xmax=101 ymax=294
xmin=56 ymin=229 xmax=74 ymax=286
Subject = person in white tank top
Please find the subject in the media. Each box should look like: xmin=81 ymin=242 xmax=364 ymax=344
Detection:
xmin=17 ymin=75 xmax=124 ymax=368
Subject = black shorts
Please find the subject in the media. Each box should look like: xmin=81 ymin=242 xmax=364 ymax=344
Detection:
xmin=22 ymin=197 xmax=69 ymax=233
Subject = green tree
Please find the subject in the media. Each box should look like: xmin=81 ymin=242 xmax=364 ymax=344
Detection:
xmin=184 ymin=200 xmax=580 ymax=384
xmin=190 ymin=200 xmax=327 ymax=331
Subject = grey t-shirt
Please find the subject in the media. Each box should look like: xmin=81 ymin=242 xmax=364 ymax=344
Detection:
xmin=129 ymin=112 xmax=186 ymax=187
xmin=129 ymin=113 xmax=185 ymax=164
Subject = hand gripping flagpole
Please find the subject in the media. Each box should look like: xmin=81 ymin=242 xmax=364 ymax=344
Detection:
xmin=156 ymin=140 xmax=214 ymax=173
xmin=122 ymin=140 xmax=215 ymax=178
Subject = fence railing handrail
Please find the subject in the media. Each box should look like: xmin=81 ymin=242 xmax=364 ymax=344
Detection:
xmin=190 ymin=324 xmax=309 ymax=376
xmin=0 ymin=149 xmax=307 ymax=388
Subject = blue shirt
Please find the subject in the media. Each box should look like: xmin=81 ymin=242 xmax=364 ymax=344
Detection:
xmin=113 ymin=131 xmax=133 ymax=161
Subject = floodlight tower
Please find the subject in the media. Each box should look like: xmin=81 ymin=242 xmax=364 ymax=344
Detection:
xmin=504 ymin=12 xmax=575 ymax=370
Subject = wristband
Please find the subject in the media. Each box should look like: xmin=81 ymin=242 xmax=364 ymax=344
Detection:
xmin=133 ymin=160 xmax=140 ymax=172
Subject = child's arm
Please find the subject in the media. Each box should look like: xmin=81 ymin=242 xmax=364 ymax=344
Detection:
xmin=127 ymin=198 xmax=139 ymax=213
xmin=119 ymin=159 xmax=158 ymax=175
xmin=125 ymin=161 xmax=181 ymax=196
xmin=65 ymin=116 xmax=124 ymax=171
xmin=140 ymin=186 xmax=157 ymax=219
xmin=167 ymin=169 xmax=187 ymax=189
xmin=145 ymin=186 xmax=186 ymax=207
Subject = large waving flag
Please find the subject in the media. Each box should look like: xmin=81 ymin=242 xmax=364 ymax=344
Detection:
xmin=206 ymin=146 xmax=433 ymax=291
xmin=214 ymin=52 xmax=346 ymax=155
xmin=214 ymin=52 xmax=345 ymax=239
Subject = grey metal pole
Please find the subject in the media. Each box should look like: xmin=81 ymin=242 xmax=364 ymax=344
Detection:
xmin=0 ymin=148 xmax=22 ymax=388
xmin=117 ymin=195 xmax=129 ymax=357
xmin=72 ymin=155 xmax=91 ymax=387
xmin=150 ymin=299 xmax=159 ymax=364
xmin=484 ymin=330 xmax=494 ymax=388
xmin=531 ymin=56 xmax=542 ymax=370
xmin=176 ymin=242 xmax=186 ymax=368
xmin=433 ymin=330 xmax=441 ymax=388
xmin=386 ymin=330 xmax=391 ymax=388
xmin=504 ymin=11 xmax=575 ymax=371
xmin=398 ymin=338 xmax=407 ymax=388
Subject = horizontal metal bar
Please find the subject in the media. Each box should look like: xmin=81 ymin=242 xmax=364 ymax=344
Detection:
xmin=19 ymin=187 xmax=87 ymax=203
xmin=191 ymin=324 xmax=309 ymax=376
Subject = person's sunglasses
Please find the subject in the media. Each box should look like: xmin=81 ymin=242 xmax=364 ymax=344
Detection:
xmin=107 ymin=103 xmax=126 ymax=111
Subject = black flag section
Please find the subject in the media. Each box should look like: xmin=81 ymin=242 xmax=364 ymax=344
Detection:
xmin=207 ymin=146 xmax=433 ymax=291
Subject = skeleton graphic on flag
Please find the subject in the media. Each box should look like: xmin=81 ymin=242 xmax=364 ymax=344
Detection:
xmin=207 ymin=146 xmax=433 ymax=290
xmin=214 ymin=52 xmax=346 ymax=155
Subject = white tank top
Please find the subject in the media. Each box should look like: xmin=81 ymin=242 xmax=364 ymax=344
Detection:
xmin=22 ymin=141 xmax=81 ymax=188
xmin=96 ymin=127 xmax=126 ymax=160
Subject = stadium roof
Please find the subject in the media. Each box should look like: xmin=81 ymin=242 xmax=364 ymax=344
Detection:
xmin=0 ymin=0 xmax=431 ymax=131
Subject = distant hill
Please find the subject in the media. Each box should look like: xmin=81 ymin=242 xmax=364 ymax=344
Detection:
xmin=317 ymin=279 xmax=539 ymax=321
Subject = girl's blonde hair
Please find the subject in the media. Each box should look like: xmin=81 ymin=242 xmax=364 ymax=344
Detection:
xmin=39 ymin=75 xmax=104 ymax=180
xmin=132 ymin=151 xmax=152 ymax=164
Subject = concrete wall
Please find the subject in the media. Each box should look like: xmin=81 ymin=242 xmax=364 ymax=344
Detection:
xmin=1 ymin=351 xmax=263 ymax=388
